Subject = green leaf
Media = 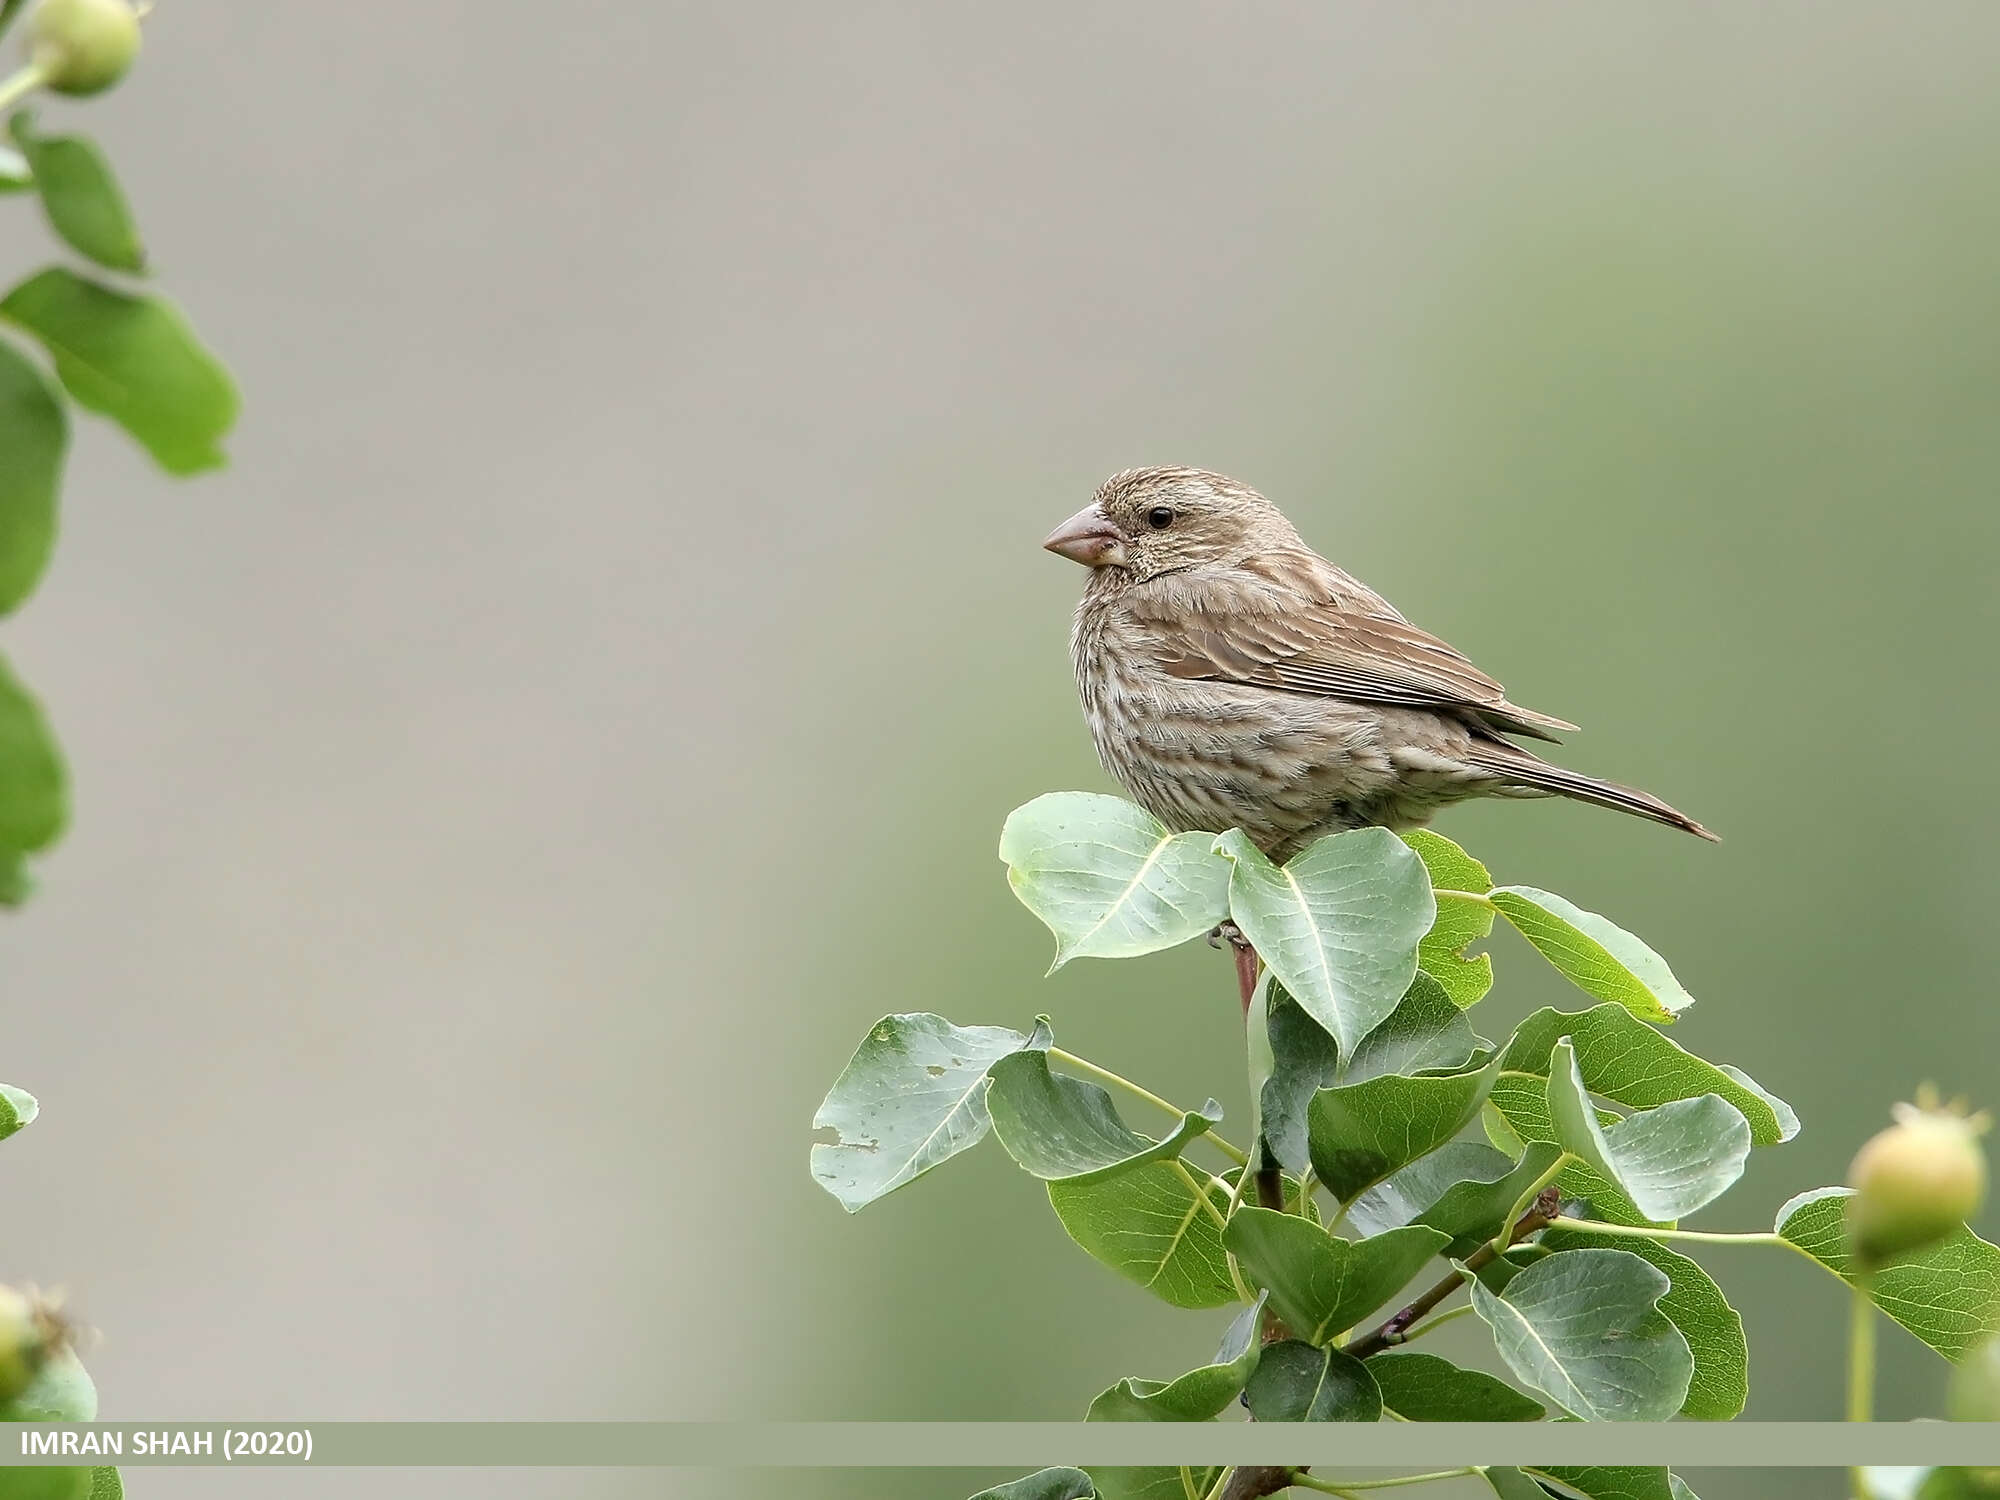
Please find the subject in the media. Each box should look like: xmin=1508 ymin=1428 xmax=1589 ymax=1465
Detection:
xmin=987 ymin=1048 xmax=1217 ymax=1184
xmin=1403 ymin=829 xmax=1495 ymax=1007
xmin=1502 ymin=1004 xmax=1795 ymax=1146
xmin=1488 ymin=887 xmax=1693 ymax=1023
xmin=1086 ymin=1294 xmax=1265 ymax=1420
xmin=1307 ymin=1050 xmax=1504 ymax=1203
xmin=0 ymin=654 xmax=66 ymax=860
xmin=1369 ymin=1350 xmax=1545 ymax=1421
xmin=1346 ymin=972 xmax=1484 ymax=1082
xmin=1546 ymin=1038 xmax=1750 ymax=1221
xmin=0 ymin=267 xmax=237 ymax=475
xmin=0 ymin=1083 xmax=38 ymax=1143
xmin=969 ymin=1472 xmax=1097 ymax=1500
xmin=1777 ymin=1187 xmax=2000 ymax=1361
xmin=1086 ymin=1471 xmax=1222 ymax=1500
xmin=1258 ymin=972 xmax=1335 ymax=1175
xmin=1048 ymin=1161 xmax=1239 ymax=1309
xmin=999 ymin=793 xmax=1230 ymax=967
xmin=1241 ymin=1339 xmax=1381 ymax=1421
xmin=1467 ymin=1246 xmax=1693 ymax=1420
xmin=1485 ymin=1473 xmax=1553 ymax=1500
xmin=810 ymin=1013 xmax=1041 ymax=1212
xmin=1223 ymin=1208 xmax=1447 ymax=1344
xmin=1486 ymin=1074 xmax=1652 ymax=1228
xmin=1214 ymin=826 xmax=1434 ymax=1057
xmin=1532 ymin=1469 xmax=1679 ymax=1500
xmin=9 ymin=112 xmax=145 ymax=272
xmin=1409 ymin=1142 xmax=1570 ymax=1258
xmin=1541 ymin=1225 xmax=1747 ymax=1420
xmin=1259 ymin=972 xmax=1479 ymax=1174
xmin=0 ymin=340 xmax=63 ymax=615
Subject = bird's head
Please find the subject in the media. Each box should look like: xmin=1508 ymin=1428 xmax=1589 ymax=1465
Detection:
xmin=1042 ymin=467 xmax=1299 ymax=582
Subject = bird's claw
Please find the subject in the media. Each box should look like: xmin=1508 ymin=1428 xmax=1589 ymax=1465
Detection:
xmin=1208 ymin=921 xmax=1252 ymax=952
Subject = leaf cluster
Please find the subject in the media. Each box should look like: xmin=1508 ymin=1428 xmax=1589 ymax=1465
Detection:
xmin=814 ymin=791 xmax=2000 ymax=1473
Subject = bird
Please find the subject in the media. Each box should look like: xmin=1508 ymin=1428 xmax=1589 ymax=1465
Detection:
xmin=1043 ymin=466 xmax=1714 ymax=864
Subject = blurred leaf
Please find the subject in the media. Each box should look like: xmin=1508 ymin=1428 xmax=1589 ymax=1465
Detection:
xmin=1241 ymin=1339 xmax=1380 ymax=1421
xmin=1502 ymin=1004 xmax=1795 ymax=1146
xmin=0 ymin=268 xmax=236 ymax=474
xmin=1916 ymin=1473 xmax=2000 ymax=1500
xmin=0 ymin=1083 xmax=38 ymax=1142
xmin=987 ymin=1048 xmax=1217 ymax=1184
xmin=0 ymin=0 xmax=24 ymax=40
xmin=1488 ymin=887 xmax=1693 ymax=1023
xmin=0 ymin=339 xmax=63 ymax=615
xmin=809 ymin=1013 xmax=1042 ymax=1212
xmin=1542 ymin=1225 xmax=1747 ymax=1420
xmin=0 ymin=1349 xmax=97 ymax=1420
xmin=969 ymin=1472 xmax=1096 ymax=1500
xmin=1776 ymin=1187 xmax=2000 ymax=1360
xmin=1307 ymin=1050 xmax=1503 ymax=1203
xmin=1467 ymin=1246 xmax=1693 ymax=1420
xmin=1086 ymin=1471 xmax=1221 ymax=1500
xmin=9 ymin=112 xmax=145 ymax=271
xmin=0 ymin=653 xmax=66 ymax=862
xmin=1086 ymin=1294 xmax=1265 ymax=1420
xmin=1403 ymin=829 xmax=1495 ymax=1007
xmin=1368 ymin=1350 xmax=1545 ymax=1421
xmin=1214 ymin=826 xmax=1433 ymax=1057
xmin=1546 ymin=1038 xmax=1750 ymax=1221
xmin=999 ymin=793 xmax=1229 ymax=968
xmin=1223 ymin=1208 xmax=1447 ymax=1343
xmin=1048 ymin=1161 xmax=1239 ymax=1309
xmin=1486 ymin=1074 xmax=1652 ymax=1228
xmin=1532 ymin=1470 xmax=1679 ymax=1500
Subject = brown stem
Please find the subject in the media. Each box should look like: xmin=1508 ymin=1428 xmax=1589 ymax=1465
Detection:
xmin=1220 ymin=1467 xmax=1298 ymax=1500
xmin=1344 ymin=1186 xmax=1561 ymax=1359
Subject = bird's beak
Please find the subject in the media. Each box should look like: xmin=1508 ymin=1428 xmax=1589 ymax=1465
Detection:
xmin=1042 ymin=505 xmax=1128 ymax=568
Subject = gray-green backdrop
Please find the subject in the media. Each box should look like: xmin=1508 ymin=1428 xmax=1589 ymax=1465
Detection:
xmin=4 ymin=4 xmax=1996 ymax=1498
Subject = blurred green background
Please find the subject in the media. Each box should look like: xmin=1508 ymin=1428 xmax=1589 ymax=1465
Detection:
xmin=5 ymin=3 xmax=1997 ymax=1498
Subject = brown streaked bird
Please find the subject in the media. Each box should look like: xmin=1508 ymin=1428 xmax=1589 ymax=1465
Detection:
xmin=1044 ymin=466 xmax=1714 ymax=863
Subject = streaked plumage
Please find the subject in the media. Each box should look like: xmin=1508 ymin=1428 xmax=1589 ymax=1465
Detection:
xmin=1045 ymin=467 xmax=1713 ymax=862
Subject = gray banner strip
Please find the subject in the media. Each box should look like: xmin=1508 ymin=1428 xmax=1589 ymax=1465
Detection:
xmin=2 ymin=1423 xmax=1997 ymax=1467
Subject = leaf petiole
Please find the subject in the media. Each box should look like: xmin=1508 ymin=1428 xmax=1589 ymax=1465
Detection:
xmin=1290 ymin=1472 xmax=1479 ymax=1494
xmin=0 ymin=62 xmax=44 ymax=115
xmin=1047 ymin=1046 xmax=1250 ymax=1166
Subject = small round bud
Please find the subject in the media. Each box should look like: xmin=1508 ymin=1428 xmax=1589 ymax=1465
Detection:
xmin=24 ymin=0 xmax=141 ymax=97
xmin=1951 ymin=1336 xmax=2000 ymax=1423
xmin=1847 ymin=1095 xmax=1989 ymax=1269
xmin=0 ymin=1285 xmax=64 ymax=1405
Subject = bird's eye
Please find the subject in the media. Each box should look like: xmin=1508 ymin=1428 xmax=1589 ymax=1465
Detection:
xmin=1146 ymin=506 xmax=1175 ymax=530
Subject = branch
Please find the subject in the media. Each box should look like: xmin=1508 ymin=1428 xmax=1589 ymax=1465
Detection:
xmin=1221 ymin=1467 xmax=1298 ymax=1500
xmin=1344 ymin=1186 xmax=1560 ymax=1359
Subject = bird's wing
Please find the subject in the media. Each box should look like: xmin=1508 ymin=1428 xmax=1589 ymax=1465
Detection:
xmin=1127 ymin=553 xmax=1578 ymax=741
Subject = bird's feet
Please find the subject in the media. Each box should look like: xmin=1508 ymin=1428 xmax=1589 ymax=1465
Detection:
xmin=1208 ymin=921 xmax=1252 ymax=952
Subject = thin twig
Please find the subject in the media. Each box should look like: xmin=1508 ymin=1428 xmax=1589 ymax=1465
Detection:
xmin=1344 ymin=1187 xmax=1560 ymax=1359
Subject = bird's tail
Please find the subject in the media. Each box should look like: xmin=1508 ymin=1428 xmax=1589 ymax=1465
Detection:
xmin=1467 ymin=743 xmax=1719 ymax=842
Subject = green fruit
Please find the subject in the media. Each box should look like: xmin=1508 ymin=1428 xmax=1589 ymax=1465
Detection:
xmin=0 ymin=1286 xmax=58 ymax=1404
xmin=0 ymin=1349 xmax=96 ymax=1422
xmin=25 ymin=0 xmax=141 ymax=97
xmin=0 ymin=1467 xmax=93 ymax=1500
xmin=1847 ymin=1102 xmax=1989 ymax=1269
